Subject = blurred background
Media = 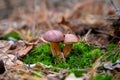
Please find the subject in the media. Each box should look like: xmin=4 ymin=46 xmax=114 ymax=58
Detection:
xmin=0 ymin=0 xmax=120 ymax=46
xmin=0 ymin=0 xmax=117 ymax=19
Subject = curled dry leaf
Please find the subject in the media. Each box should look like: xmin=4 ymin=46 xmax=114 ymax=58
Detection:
xmin=18 ymin=45 xmax=33 ymax=57
xmin=0 ymin=54 xmax=23 ymax=67
xmin=104 ymin=62 xmax=113 ymax=70
xmin=7 ymin=40 xmax=34 ymax=57
xmin=104 ymin=60 xmax=120 ymax=71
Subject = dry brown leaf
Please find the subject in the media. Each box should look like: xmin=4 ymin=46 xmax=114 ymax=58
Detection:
xmin=18 ymin=45 xmax=33 ymax=57
xmin=0 ymin=53 xmax=23 ymax=67
xmin=6 ymin=40 xmax=34 ymax=57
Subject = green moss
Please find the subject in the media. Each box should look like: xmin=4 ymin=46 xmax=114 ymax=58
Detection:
xmin=70 ymin=69 xmax=87 ymax=77
xmin=24 ymin=42 xmax=119 ymax=77
xmin=93 ymin=74 xmax=112 ymax=80
xmin=23 ymin=78 xmax=28 ymax=80
xmin=4 ymin=32 xmax=20 ymax=40
xmin=24 ymin=42 xmax=103 ymax=76
xmin=102 ymin=43 xmax=119 ymax=62
xmin=107 ymin=43 xmax=116 ymax=51
xmin=24 ymin=44 xmax=52 ymax=65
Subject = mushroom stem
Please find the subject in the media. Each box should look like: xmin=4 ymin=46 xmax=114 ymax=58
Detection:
xmin=63 ymin=44 xmax=72 ymax=57
xmin=50 ymin=42 xmax=64 ymax=60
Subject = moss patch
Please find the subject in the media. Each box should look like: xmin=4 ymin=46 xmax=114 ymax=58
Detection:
xmin=24 ymin=42 xmax=101 ymax=67
xmin=101 ymin=43 xmax=119 ymax=62
xmin=4 ymin=32 xmax=20 ymax=40
xmin=24 ymin=42 xmax=118 ymax=77
xmin=93 ymin=74 xmax=112 ymax=80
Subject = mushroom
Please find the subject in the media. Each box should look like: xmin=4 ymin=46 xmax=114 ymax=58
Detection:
xmin=63 ymin=34 xmax=78 ymax=57
xmin=43 ymin=30 xmax=64 ymax=60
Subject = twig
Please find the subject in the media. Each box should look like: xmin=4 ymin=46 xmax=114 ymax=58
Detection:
xmin=30 ymin=70 xmax=42 ymax=77
xmin=32 ymin=0 xmax=37 ymax=36
xmin=42 ymin=0 xmax=53 ymax=29
xmin=110 ymin=0 xmax=120 ymax=15
xmin=88 ymin=58 xmax=101 ymax=80
xmin=101 ymin=41 xmax=120 ymax=62
xmin=38 ymin=37 xmax=49 ymax=43
xmin=84 ymin=29 xmax=92 ymax=42
xmin=27 ymin=54 xmax=31 ymax=69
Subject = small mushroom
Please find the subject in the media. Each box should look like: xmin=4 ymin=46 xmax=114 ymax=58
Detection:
xmin=63 ymin=34 xmax=78 ymax=57
xmin=43 ymin=30 xmax=64 ymax=60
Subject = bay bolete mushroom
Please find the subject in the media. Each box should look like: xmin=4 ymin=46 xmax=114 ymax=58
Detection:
xmin=63 ymin=34 xmax=78 ymax=57
xmin=43 ymin=30 xmax=64 ymax=60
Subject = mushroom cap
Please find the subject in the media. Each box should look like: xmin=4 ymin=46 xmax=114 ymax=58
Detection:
xmin=64 ymin=34 xmax=78 ymax=44
xmin=43 ymin=30 xmax=64 ymax=42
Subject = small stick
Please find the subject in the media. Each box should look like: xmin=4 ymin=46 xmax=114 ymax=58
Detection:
xmin=32 ymin=0 xmax=37 ymax=36
xmin=84 ymin=29 xmax=92 ymax=42
xmin=27 ymin=54 xmax=31 ymax=69
xmin=110 ymin=0 xmax=120 ymax=15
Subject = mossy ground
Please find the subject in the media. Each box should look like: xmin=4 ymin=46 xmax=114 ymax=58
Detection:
xmin=24 ymin=41 xmax=119 ymax=79
xmin=4 ymin=32 xmax=20 ymax=40
xmin=1 ymin=31 xmax=118 ymax=79
xmin=24 ymin=42 xmax=101 ymax=68
xmin=93 ymin=73 xmax=113 ymax=80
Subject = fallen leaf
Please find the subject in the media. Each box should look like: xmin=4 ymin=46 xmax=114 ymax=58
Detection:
xmin=103 ymin=60 xmax=120 ymax=71
xmin=18 ymin=45 xmax=33 ymax=57
xmin=0 ymin=54 xmax=23 ymax=67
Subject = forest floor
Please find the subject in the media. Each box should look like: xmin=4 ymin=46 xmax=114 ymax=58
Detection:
xmin=0 ymin=0 xmax=120 ymax=80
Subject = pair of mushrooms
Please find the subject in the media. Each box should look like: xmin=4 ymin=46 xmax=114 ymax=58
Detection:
xmin=43 ymin=30 xmax=78 ymax=60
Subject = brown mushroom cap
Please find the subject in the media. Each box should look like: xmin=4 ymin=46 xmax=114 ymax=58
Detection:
xmin=43 ymin=30 xmax=64 ymax=42
xmin=64 ymin=34 xmax=78 ymax=44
